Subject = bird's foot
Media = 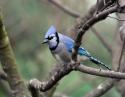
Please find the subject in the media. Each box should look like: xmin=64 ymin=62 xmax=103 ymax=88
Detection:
xmin=29 ymin=78 xmax=42 ymax=90
xmin=99 ymin=67 xmax=102 ymax=72
xmin=71 ymin=61 xmax=80 ymax=70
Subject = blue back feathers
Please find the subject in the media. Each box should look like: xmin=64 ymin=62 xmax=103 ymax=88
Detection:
xmin=59 ymin=34 xmax=74 ymax=52
xmin=59 ymin=33 xmax=90 ymax=57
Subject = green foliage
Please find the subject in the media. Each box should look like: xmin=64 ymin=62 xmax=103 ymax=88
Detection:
xmin=71 ymin=84 xmax=92 ymax=97
xmin=0 ymin=90 xmax=6 ymax=97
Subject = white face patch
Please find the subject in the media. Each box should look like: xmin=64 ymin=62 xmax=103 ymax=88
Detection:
xmin=47 ymin=33 xmax=59 ymax=49
xmin=50 ymin=36 xmax=56 ymax=43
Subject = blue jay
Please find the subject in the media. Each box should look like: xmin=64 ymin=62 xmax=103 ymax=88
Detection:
xmin=42 ymin=25 xmax=111 ymax=70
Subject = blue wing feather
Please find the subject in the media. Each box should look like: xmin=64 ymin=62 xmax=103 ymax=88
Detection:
xmin=78 ymin=47 xmax=90 ymax=57
xmin=59 ymin=33 xmax=90 ymax=57
xmin=59 ymin=33 xmax=74 ymax=52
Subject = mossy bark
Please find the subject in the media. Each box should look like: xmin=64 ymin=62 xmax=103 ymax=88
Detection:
xmin=0 ymin=12 xmax=31 ymax=97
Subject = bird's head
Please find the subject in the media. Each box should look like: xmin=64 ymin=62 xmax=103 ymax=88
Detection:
xmin=42 ymin=25 xmax=59 ymax=49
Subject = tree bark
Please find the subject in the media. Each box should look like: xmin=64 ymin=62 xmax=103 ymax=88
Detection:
xmin=115 ymin=0 xmax=125 ymax=96
xmin=0 ymin=12 xmax=31 ymax=97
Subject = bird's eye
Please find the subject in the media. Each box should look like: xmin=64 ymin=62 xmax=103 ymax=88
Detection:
xmin=47 ymin=36 xmax=54 ymax=40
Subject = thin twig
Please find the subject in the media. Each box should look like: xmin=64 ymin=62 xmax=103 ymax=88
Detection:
xmin=84 ymin=79 xmax=116 ymax=97
xmin=108 ymin=15 xmax=125 ymax=21
xmin=91 ymin=27 xmax=112 ymax=52
xmin=117 ymin=39 xmax=125 ymax=71
xmin=72 ymin=4 xmax=118 ymax=61
xmin=48 ymin=0 xmax=80 ymax=18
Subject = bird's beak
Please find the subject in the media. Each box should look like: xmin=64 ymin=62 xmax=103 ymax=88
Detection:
xmin=41 ymin=39 xmax=48 ymax=44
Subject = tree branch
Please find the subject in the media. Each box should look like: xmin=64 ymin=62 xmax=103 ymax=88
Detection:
xmin=29 ymin=62 xmax=125 ymax=92
xmin=84 ymin=31 xmax=125 ymax=97
xmin=0 ymin=11 xmax=31 ymax=97
xmin=48 ymin=0 xmax=79 ymax=18
xmin=76 ymin=65 xmax=121 ymax=78
xmin=84 ymin=79 xmax=116 ymax=97
xmin=0 ymin=70 xmax=7 ymax=81
xmin=28 ymin=65 xmax=59 ymax=97
xmin=28 ymin=85 xmax=41 ymax=97
xmin=83 ymin=1 xmax=125 ymax=96
xmin=72 ymin=4 xmax=118 ymax=61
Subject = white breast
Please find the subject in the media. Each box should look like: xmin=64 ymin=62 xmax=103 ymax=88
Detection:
xmin=52 ymin=42 xmax=71 ymax=65
xmin=54 ymin=54 xmax=64 ymax=64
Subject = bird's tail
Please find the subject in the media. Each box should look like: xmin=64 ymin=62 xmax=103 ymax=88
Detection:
xmin=88 ymin=56 xmax=111 ymax=70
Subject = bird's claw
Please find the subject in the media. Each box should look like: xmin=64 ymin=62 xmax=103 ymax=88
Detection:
xmin=29 ymin=78 xmax=42 ymax=90
xmin=99 ymin=67 xmax=102 ymax=72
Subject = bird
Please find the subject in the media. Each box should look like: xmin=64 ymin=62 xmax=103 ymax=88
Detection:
xmin=42 ymin=25 xmax=111 ymax=70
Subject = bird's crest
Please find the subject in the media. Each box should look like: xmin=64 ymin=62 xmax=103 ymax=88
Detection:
xmin=45 ymin=25 xmax=56 ymax=38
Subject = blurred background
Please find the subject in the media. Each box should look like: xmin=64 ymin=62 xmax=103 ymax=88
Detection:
xmin=0 ymin=0 xmax=120 ymax=97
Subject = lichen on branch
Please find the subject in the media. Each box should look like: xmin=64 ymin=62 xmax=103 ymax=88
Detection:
xmin=0 ymin=11 xmax=31 ymax=97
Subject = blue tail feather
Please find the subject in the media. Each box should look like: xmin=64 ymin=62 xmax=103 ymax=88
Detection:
xmin=77 ymin=47 xmax=111 ymax=70
xmin=89 ymin=56 xmax=111 ymax=70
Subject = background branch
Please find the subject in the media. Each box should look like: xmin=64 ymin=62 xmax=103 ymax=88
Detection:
xmin=0 ymin=11 xmax=31 ymax=97
xmin=84 ymin=79 xmax=116 ymax=97
xmin=72 ymin=4 xmax=117 ymax=61
xmin=48 ymin=0 xmax=79 ymax=18
xmin=0 ymin=79 xmax=13 ymax=97
xmin=82 ymin=1 xmax=125 ymax=97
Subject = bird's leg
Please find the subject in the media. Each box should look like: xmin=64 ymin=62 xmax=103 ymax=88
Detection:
xmin=99 ymin=66 xmax=102 ymax=72
xmin=62 ymin=63 xmax=68 ymax=69
xmin=70 ymin=60 xmax=80 ymax=70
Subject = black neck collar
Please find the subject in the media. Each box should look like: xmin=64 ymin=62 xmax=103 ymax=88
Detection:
xmin=49 ymin=32 xmax=59 ymax=51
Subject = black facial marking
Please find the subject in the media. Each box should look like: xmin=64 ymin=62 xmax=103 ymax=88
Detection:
xmin=49 ymin=32 xmax=59 ymax=51
xmin=55 ymin=32 xmax=59 ymax=43
xmin=46 ymin=36 xmax=54 ymax=40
